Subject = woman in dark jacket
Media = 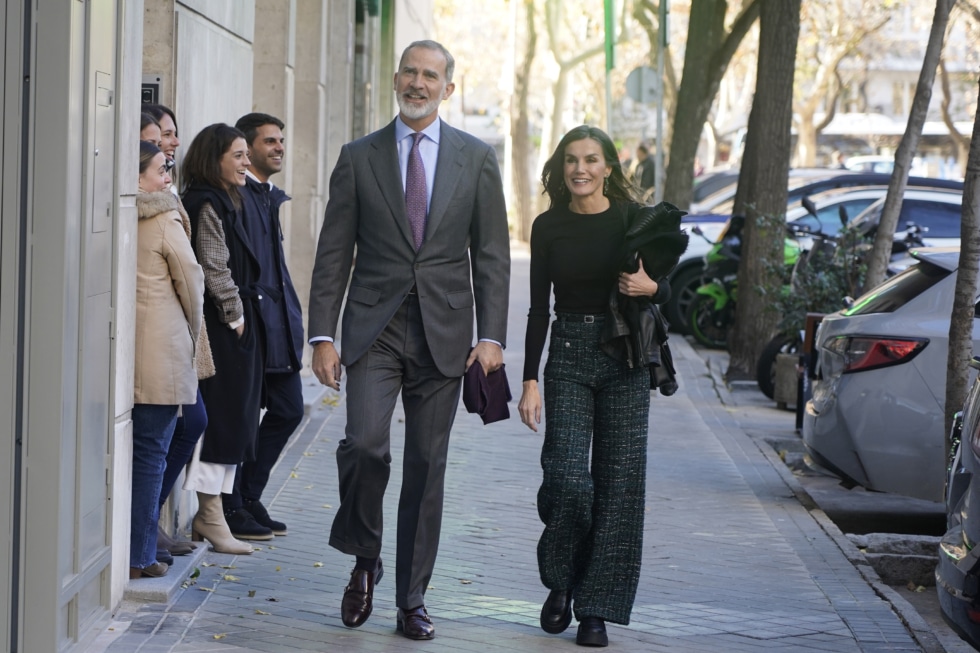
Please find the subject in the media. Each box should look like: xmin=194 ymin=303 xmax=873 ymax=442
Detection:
xmin=179 ymin=123 xmax=261 ymax=555
xmin=517 ymin=125 xmax=669 ymax=647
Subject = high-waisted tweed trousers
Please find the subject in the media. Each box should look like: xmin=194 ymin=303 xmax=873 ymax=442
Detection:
xmin=538 ymin=314 xmax=650 ymax=625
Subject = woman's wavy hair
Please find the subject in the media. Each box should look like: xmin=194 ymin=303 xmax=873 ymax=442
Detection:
xmin=540 ymin=125 xmax=636 ymax=209
xmin=180 ymin=123 xmax=246 ymax=205
xmin=139 ymin=141 xmax=163 ymax=175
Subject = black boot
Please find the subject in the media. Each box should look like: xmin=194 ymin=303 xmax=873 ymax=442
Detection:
xmin=244 ymin=499 xmax=287 ymax=535
xmin=223 ymin=507 xmax=274 ymax=541
xmin=540 ymin=589 xmax=573 ymax=634
xmin=576 ymin=617 xmax=608 ymax=647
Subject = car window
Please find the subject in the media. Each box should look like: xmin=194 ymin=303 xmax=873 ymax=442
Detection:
xmin=842 ymin=261 xmax=950 ymax=316
xmin=815 ymin=199 xmax=878 ymax=235
xmin=899 ymin=199 xmax=961 ymax=238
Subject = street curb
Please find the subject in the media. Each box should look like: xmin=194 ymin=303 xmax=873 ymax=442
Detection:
xmin=700 ymin=344 xmax=949 ymax=653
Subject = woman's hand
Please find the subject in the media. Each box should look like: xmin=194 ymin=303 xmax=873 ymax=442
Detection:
xmin=518 ymin=380 xmax=542 ymax=433
xmin=619 ymin=259 xmax=659 ymax=297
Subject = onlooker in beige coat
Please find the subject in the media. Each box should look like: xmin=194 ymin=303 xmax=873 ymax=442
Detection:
xmin=130 ymin=141 xmax=204 ymax=579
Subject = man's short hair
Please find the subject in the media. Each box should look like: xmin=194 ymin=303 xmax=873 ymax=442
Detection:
xmin=235 ymin=113 xmax=285 ymax=147
xmin=400 ymin=40 xmax=455 ymax=83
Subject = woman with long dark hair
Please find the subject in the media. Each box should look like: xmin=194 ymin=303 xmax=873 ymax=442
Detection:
xmin=179 ymin=123 xmax=261 ymax=555
xmin=518 ymin=125 xmax=670 ymax=647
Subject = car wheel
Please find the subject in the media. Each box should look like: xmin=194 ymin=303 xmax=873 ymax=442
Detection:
xmin=756 ymin=332 xmax=802 ymax=400
xmin=665 ymin=264 xmax=704 ymax=335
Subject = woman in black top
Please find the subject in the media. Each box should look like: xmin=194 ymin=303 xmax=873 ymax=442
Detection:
xmin=518 ymin=125 xmax=668 ymax=647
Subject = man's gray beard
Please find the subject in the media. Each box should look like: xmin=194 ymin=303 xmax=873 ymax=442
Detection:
xmin=397 ymin=95 xmax=439 ymax=121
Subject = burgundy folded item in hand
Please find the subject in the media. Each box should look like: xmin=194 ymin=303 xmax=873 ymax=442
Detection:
xmin=462 ymin=363 xmax=512 ymax=424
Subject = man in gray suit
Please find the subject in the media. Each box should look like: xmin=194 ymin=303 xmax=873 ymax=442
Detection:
xmin=308 ymin=40 xmax=510 ymax=641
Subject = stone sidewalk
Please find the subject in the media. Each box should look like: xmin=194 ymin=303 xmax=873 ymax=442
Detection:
xmin=85 ymin=253 xmax=944 ymax=652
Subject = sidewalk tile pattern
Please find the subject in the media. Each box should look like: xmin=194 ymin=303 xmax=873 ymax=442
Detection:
xmin=87 ymin=255 xmax=924 ymax=652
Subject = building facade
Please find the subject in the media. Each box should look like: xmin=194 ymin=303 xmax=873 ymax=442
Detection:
xmin=0 ymin=1 xmax=431 ymax=651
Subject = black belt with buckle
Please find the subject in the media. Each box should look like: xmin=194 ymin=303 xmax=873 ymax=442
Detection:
xmin=557 ymin=313 xmax=599 ymax=323
xmin=407 ymin=284 xmax=418 ymax=295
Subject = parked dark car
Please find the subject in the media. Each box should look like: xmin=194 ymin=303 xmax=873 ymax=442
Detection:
xmin=937 ymin=357 xmax=980 ymax=648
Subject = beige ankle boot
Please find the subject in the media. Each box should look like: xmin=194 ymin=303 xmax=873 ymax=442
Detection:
xmin=192 ymin=492 xmax=254 ymax=554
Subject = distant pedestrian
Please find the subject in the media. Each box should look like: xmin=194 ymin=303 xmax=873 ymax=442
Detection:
xmin=633 ymin=142 xmax=655 ymax=201
xmin=618 ymin=145 xmax=633 ymax=179
xmin=518 ymin=125 xmax=670 ymax=647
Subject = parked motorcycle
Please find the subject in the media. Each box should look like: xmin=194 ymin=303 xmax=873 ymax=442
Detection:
xmin=686 ymin=216 xmax=800 ymax=349
xmin=685 ymin=221 xmax=741 ymax=348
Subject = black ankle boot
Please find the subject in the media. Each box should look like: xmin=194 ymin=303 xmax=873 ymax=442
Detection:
xmin=244 ymin=499 xmax=287 ymax=535
xmin=576 ymin=617 xmax=607 ymax=647
xmin=224 ymin=507 xmax=274 ymax=541
xmin=540 ymin=589 xmax=573 ymax=634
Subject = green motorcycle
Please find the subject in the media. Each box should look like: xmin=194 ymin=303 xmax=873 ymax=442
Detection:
xmin=687 ymin=216 xmax=800 ymax=349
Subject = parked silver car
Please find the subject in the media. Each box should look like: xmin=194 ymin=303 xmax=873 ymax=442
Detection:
xmin=803 ymin=247 xmax=980 ymax=501
xmin=937 ymin=356 xmax=980 ymax=649
xmin=803 ymin=247 xmax=979 ymax=503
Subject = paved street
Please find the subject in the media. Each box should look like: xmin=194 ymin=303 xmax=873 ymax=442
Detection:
xmin=86 ymin=249 xmax=951 ymax=652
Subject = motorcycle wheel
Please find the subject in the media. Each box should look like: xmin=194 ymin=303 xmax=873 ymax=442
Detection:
xmin=687 ymin=294 xmax=730 ymax=349
xmin=756 ymin=332 xmax=802 ymax=400
xmin=664 ymin=264 xmax=703 ymax=335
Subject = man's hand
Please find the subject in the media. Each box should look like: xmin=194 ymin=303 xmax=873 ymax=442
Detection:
xmin=518 ymin=380 xmax=541 ymax=433
xmin=465 ymin=341 xmax=503 ymax=375
xmin=312 ymin=341 xmax=342 ymax=390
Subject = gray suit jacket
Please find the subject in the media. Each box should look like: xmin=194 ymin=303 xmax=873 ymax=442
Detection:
xmin=308 ymin=119 xmax=510 ymax=377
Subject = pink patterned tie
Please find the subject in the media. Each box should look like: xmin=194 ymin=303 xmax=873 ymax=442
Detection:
xmin=406 ymin=132 xmax=427 ymax=250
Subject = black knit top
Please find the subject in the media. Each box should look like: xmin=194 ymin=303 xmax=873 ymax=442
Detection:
xmin=523 ymin=202 xmax=628 ymax=381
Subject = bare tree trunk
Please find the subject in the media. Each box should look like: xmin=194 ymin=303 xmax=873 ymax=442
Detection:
xmin=864 ymin=0 xmax=954 ymax=291
xmin=795 ymin=116 xmax=818 ymax=167
xmin=512 ymin=0 xmax=538 ymax=243
xmin=663 ymin=0 xmax=761 ymax=210
xmin=940 ymin=58 xmax=970 ymax=177
xmin=539 ymin=0 xmax=617 ymax=215
xmin=944 ymin=77 xmax=980 ymax=461
xmin=727 ymin=0 xmax=801 ymax=380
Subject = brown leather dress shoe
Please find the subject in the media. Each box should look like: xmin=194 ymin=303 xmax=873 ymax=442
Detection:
xmin=396 ymin=605 xmax=435 ymax=640
xmin=128 ymin=562 xmax=169 ymax=579
xmin=340 ymin=559 xmax=383 ymax=628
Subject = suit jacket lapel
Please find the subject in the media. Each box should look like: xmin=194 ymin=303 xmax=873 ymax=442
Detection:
xmin=368 ymin=121 xmax=416 ymax=249
xmin=426 ymin=124 xmax=464 ymax=244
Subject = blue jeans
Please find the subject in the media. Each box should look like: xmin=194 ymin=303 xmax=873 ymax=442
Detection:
xmin=158 ymin=389 xmax=207 ymax=508
xmin=131 ymin=403 xmax=178 ymax=568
